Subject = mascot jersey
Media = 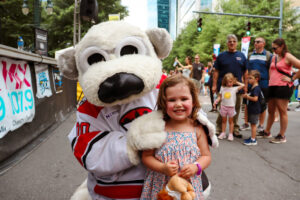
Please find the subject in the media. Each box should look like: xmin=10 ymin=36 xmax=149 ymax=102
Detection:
xmin=68 ymin=88 xmax=159 ymax=200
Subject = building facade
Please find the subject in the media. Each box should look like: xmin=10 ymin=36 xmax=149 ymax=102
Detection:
xmin=149 ymin=0 xmax=216 ymax=39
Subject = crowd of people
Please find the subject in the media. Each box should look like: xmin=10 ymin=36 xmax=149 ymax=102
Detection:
xmin=170 ymin=34 xmax=300 ymax=145
xmin=142 ymin=35 xmax=300 ymax=199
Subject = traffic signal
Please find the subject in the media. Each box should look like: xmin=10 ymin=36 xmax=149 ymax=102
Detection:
xmin=80 ymin=0 xmax=98 ymax=22
xmin=246 ymin=21 xmax=251 ymax=36
xmin=197 ymin=18 xmax=203 ymax=32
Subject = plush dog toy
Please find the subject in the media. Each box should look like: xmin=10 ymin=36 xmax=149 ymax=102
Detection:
xmin=58 ymin=21 xmax=217 ymax=200
xmin=157 ymin=175 xmax=196 ymax=200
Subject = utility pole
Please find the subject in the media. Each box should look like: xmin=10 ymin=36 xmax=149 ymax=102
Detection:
xmin=279 ymin=0 xmax=283 ymax=38
xmin=73 ymin=0 xmax=81 ymax=46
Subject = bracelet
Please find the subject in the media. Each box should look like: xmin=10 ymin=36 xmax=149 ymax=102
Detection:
xmin=193 ymin=162 xmax=202 ymax=175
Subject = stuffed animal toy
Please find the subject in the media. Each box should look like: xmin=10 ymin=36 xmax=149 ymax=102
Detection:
xmin=157 ymin=175 xmax=196 ymax=200
xmin=58 ymin=21 xmax=217 ymax=200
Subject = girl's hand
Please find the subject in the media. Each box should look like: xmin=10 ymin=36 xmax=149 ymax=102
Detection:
xmin=163 ymin=161 xmax=179 ymax=176
xmin=178 ymin=164 xmax=198 ymax=179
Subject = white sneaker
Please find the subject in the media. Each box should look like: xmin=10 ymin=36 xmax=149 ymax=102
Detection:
xmin=228 ymin=133 xmax=234 ymax=141
xmin=295 ymin=108 xmax=300 ymax=112
xmin=218 ymin=132 xmax=226 ymax=140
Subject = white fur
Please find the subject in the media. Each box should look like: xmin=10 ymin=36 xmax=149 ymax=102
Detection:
xmin=58 ymin=21 xmax=173 ymax=107
xmin=127 ymin=110 xmax=166 ymax=165
xmin=197 ymin=112 xmax=219 ymax=148
xmin=146 ymin=28 xmax=173 ymax=59
xmin=75 ymin=21 xmax=157 ymax=62
xmin=127 ymin=110 xmax=218 ymax=165
xmin=57 ymin=47 xmax=77 ymax=80
xmin=80 ymin=55 xmax=162 ymax=107
xmin=70 ymin=179 xmax=91 ymax=200
xmin=59 ymin=21 xmax=174 ymax=199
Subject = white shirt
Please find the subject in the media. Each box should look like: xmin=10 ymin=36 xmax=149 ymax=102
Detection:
xmin=220 ymin=86 xmax=240 ymax=107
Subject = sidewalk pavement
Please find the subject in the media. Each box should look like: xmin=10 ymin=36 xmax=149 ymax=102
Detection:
xmin=0 ymin=95 xmax=299 ymax=200
xmin=0 ymin=111 xmax=86 ymax=200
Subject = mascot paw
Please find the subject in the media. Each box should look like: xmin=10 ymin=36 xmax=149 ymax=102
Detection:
xmin=127 ymin=110 xmax=167 ymax=165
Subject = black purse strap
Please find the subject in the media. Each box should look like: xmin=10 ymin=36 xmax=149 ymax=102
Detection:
xmin=274 ymin=56 xmax=292 ymax=78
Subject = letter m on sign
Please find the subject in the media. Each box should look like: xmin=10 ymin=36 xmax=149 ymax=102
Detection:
xmin=1 ymin=59 xmax=31 ymax=90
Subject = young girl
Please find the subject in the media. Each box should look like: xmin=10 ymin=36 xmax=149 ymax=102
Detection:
xmin=214 ymin=73 xmax=245 ymax=141
xmin=141 ymin=74 xmax=211 ymax=200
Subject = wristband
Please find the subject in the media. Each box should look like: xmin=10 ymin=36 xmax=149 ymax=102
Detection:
xmin=193 ymin=162 xmax=202 ymax=175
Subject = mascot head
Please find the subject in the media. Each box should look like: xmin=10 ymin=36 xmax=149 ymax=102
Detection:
xmin=58 ymin=21 xmax=172 ymax=106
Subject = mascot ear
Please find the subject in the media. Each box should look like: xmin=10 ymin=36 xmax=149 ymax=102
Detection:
xmin=146 ymin=28 xmax=173 ymax=59
xmin=57 ymin=47 xmax=78 ymax=80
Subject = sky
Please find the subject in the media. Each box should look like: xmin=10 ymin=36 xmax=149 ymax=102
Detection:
xmin=121 ymin=0 xmax=154 ymax=30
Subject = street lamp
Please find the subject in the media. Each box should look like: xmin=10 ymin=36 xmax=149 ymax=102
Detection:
xmin=46 ymin=0 xmax=53 ymax=15
xmin=21 ymin=0 xmax=53 ymax=27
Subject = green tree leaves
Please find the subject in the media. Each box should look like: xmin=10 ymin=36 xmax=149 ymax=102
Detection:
xmin=0 ymin=0 xmax=127 ymax=57
xmin=163 ymin=0 xmax=300 ymax=71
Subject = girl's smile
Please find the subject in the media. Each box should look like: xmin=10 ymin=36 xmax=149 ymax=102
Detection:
xmin=165 ymin=83 xmax=193 ymax=122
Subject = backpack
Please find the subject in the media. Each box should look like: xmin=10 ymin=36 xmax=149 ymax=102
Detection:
xmin=259 ymin=91 xmax=267 ymax=113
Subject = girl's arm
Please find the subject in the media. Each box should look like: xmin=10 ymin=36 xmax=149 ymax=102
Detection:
xmin=195 ymin=125 xmax=212 ymax=170
xmin=178 ymin=125 xmax=211 ymax=179
xmin=214 ymin=93 xmax=221 ymax=106
xmin=235 ymin=81 xmax=245 ymax=91
xmin=142 ymin=150 xmax=178 ymax=176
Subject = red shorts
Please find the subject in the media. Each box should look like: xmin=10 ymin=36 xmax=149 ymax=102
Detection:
xmin=220 ymin=105 xmax=236 ymax=118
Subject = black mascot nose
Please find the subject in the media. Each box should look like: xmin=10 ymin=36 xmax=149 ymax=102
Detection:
xmin=98 ymin=73 xmax=144 ymax=103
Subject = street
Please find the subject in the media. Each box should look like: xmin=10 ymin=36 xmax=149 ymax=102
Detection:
xmin=0 ymin=95 xmax=299 ymax=200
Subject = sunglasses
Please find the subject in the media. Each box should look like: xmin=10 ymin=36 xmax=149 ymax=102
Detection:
xmin=272 ymin=47 xmax=278 ymax=51
xmin=254 ymin=41 xmax=262 ymax=43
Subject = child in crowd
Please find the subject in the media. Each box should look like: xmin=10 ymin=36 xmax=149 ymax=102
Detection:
xmin=141 ymin=74 xmax=211 ymax=200
xmin=204 ymin=72 xmax=210 ymax=95
xmin=242 ymin=70 xmax=262 ymax=145
xmin=214 ymin=73 xmax=245 ymax=141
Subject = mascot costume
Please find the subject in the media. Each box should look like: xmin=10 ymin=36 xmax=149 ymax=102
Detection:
xmin=58 ymin=21 xmax=218 ymax=200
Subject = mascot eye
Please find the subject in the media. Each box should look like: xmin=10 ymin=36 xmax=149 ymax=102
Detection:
xmin=88 ymin=53 xmax=106 ymax=65
xmin=120 ymin=45 xmax=138 ymax=56
xmin=79 ymin=46 xmax=109 ymax=73
xmin=115 ymin=36 xmax=147 ymax=57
